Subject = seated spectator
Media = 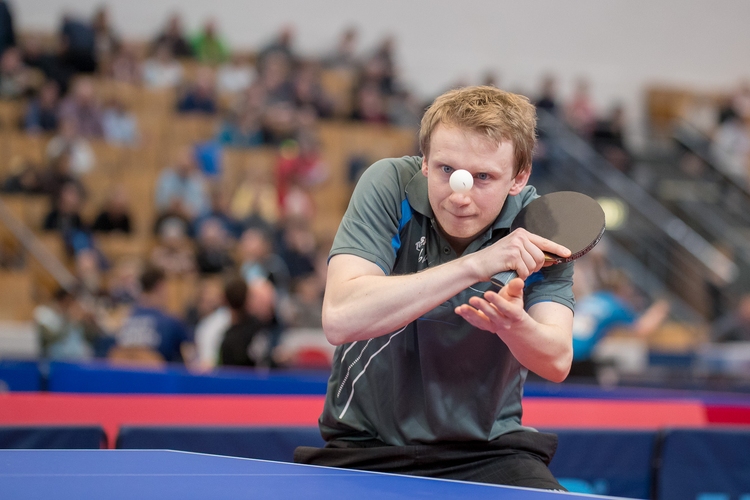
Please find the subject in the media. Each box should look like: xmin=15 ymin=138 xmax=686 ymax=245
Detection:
xmin=194 ymin=217 xmax=235 ymax=275
xmin=276 ymin=216 xmax=317 ymax=280
xmin=193 ymin=185 xmax=243 ymax=239
xmin=74 ymin=247 xmax=107 ymax=296
xmin=592 ymin=103 xmax=632 ymax=173
xmin=710 ymin=107 xmax=750 ymax=187
xmin=39 ymin=147 xmax=86 ymax=201
xmin=34 ymin=287 xmax=104 ymax=361
xmin=91 ymin=185 xmax=132 ymax=234
xmin=59 ymin=76 xmax=105 ymax=138
xmin=217 ymin=53 xmax=254 ymax=95
xmin=24 ymin=79 xmax=60 ymax=133
xmin=278 ymin=273 xmax=323 ymax=329
xmin=257 ymin=25 xmax=297 ymax=70
xmin=0 ymin=46 xmax=38 ymax=99
xmin=258 ymin=52 xmax=295 ymax=105
xmin=116 ymin=265 xmax=191 ymax=363
xmin=350 ymin=83 xmax=389 ymax=123
xmin=46 ymin=118 xmax=96 ymax=175
xmin=238 ymin=226 xmax=290 ymax=292
xmin=154 ymin=146 xmax=209 ymax=220
xmin=535 ymin=74 xmax=559 ymax=115
xmin=293 ymin=63 xmax=334 ymax=118
xmin=59 ymin=14 xmax=97 ymax=73
xmin=565 ymin=77 xmax=597 ymax=140
xmin=42 ymin=181 xmax=85 ymax=234
xmin=151 ymin=13 xmax=193 ymax=58
xmin=142 ymin=41 xmax=184 ymax=89
xmin=322 ymin=27 xmax=359 ymax=70
xmin=570 ymin=268 xmax=670 ymax=379
xmin=150 ymin=216 xmax=196 ymax=276
xmin=190 ymin=19 xmax=229 ymax=65
xmin=220 ymin=276 xmax=264 ymax=367
xmin=91 ymin=5 xmax=121 ymax=72
xmin=387 ymin=88 xmax=422 ymax=128
xmin=260 ymin=101 xmax=297 ymax=145
xmin=21 ymin=33 xmax=75 ymax=95
xmin=108 ymin=42 xmax=141 ymax=84
xmin=192 ymin=278 xmax=232 ymax=371
xmin=176 ymin=66 xmax=218 ymax=114
xmin=106 ymin=257 xmax=142 ymax=306
xmin=217 ymin=108 xmax=263 ymax=148
xmin=102 ymin=97 xmax=139 ymax=145
xmin=275 ymin=126 xmax=328 ymax=215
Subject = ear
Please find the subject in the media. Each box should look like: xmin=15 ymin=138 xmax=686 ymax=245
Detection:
xmin=508 ymin=166 xmax=531 ymax=196
xmin=421 ymin=157 xmax=429 ymax=177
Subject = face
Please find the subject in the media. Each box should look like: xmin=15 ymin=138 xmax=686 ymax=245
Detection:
xmin=422 ymin=124 xmax=529 ymax=252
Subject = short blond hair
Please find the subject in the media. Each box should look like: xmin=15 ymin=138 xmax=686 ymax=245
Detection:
xmin=419 ymin=86 xmax=537 ymax=176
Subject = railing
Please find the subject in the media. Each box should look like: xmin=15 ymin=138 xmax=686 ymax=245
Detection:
xmin=535 ymin=111 xmax=738 ymax=321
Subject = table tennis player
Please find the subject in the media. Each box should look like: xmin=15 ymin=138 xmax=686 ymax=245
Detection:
xmin=295 ymin=85 xmax=575 ymax=490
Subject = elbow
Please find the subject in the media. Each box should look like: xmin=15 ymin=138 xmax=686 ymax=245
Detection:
xmin=549 ymin=350 xmax=573 ymax=383
xmin=322 ymin=305 xmax=349 ymax=346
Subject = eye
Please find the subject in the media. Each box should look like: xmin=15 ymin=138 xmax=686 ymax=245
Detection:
xmin=476 ymin=172 xmax=490 ymax=181
xmin=440 ymin=165 xmax=454 ymax=175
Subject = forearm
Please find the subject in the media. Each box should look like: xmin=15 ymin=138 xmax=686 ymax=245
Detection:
xmin=498 ymin=302 xmax=573 ymax=382
xmin=322 ymin=254 xmax=483 ymax=344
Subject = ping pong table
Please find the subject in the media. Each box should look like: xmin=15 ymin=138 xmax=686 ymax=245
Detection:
xmin=0 ymin=449 xmax=627 ymax=499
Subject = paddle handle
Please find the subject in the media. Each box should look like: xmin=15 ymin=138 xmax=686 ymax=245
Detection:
xmin=490 ymin=270 xmax=517 ymax=288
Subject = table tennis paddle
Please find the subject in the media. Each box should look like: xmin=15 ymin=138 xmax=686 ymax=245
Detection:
xmin=490 ymin=191 xmax=606 ymax=287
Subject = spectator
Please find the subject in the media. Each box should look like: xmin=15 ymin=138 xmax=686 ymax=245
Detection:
xmin=102 ymin=97 xmax=139 ymax=145
xmin=535 ymin=74 xmax=558 ymax=115
xmin=42 ymin=181 xmax=85 ymax=234
xmin=0 ymin=0 xmax=16 ymax=57
xmin=192 ymin=276 xmax=231 ymax=370
xmin=278 ymin=273 xmax=324 ymax=329
xmin=39 ymin=147 xmax=85 ymax=200
xmin=91 ymin=184 xmax=132 ymax=234
xmin=238 ymin=226 xmax=290 ymax=292
xmin=570 ymin=268 xmax=670 ymax=379
xmin=0 ymin=46 xmax=36 ymax=99
xmin=106 ymin=257 xmax=141 ymax=306
xmin=258 ymin=51 xmax=295 ymax=104
xmin=710 ymin=107 xmax=750 ymax=187
xmin=260 ymin=101 xmax=297 ymax=145
xmin=350 ymin=83 xmax=389 ymax=123
xmin=592 ymin=103 xmax=632 ymax=173
xmin=230 ymin=167 xmax=279 ymax=227
xmin=58 ymin=76 xmax=105 ymax=138
xmin=257 ymin=25 xmax=296 ymax=70
xmin=711 ymin=294 xmax=750 ymax=342
xmin=154 ymin=146 xmax=209 ymax=220
xmin=150 ymin=216 xmax=196 ymax=276
xmin=142 ymin=41 xmax=183 ymax=89
xmin=217 ymin=53 xmax=254 ymax=95
xmin=108 ymin=42 xmax=141 ymax=84
xmin=275 ymin=127 xmax=328 ymax=216
xmin=217 ymin=107 xmax=263 ymax=148
xmin=190 ymin=19 xmax=229 ymax=65
xmin=91 ymin=5 xmax=120 ymax=72
xmin=192 ymin=185 xmax=243 ymax=239
xmin=34 ymin=287 xmax=104 ymax=361
xmin=46 ymin=118 xmax=96 ymax=175
xmin=21 ymin=33 xmax=74 ymax=95
xmin=59 ymin=13 xmax=97 ymax=73
xmin=276 ymin=216 xmax=317 ymax=280
xmin=194 ymin=217 xmax=235 ymax=275
xmin=24 ymin=79 xmax=60 ymax=133
xmin=323 ymin=27 xmax=359 ymax=70
xmin=2 ymin=157 xmax=43 ymax=194
xmin=116 ymin=265 xmax=191 ymax=363
xmin=220 ymin=276 xmax=265 ymax=367
xmin=151 ymin=13 xmax=193 ymax=58
xmin=565 ymin=78 xmax=597 ymax=140
xmin=293 ymin=62 xmax=334 ymax=118
xmin=176 ymin=66 xmax=217 ymax=114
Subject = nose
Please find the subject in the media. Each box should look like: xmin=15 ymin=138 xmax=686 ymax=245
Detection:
xmin=448 ymin=191 xmax=472 ymax=206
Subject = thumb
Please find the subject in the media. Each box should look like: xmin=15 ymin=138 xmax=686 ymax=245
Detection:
xmin=503 ymin=277 xmax=525 ymax=300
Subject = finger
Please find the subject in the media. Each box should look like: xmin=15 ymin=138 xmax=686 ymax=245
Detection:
xmin=455 ymin=304 xmax=492 ymax=330
xmin=527 ymin=233 xmax=571 ymax=259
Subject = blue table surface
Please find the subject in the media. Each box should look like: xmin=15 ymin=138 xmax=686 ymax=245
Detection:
xmin=0 ymin=449 xmax=626 ymax=500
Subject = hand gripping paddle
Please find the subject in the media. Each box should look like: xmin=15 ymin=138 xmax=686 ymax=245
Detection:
xmin=491 ymin=191 xmax=606 ymax=287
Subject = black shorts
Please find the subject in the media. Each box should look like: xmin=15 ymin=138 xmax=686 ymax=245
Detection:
xmin=294 ymin=430 xmax=564 ymax=490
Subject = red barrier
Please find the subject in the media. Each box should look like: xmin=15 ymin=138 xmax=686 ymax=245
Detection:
xmin=1 ymin=393 xmax=715 ymax=447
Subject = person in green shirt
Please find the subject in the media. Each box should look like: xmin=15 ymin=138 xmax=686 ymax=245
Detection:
xmin=190 ymin=19 xmax=229 ymax=65
xmin=295 ymin=86 xmax=575 ymax=490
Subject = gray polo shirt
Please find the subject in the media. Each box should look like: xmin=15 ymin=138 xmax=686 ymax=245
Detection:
xmin=320 ymin=156 xmax=574 ymax=446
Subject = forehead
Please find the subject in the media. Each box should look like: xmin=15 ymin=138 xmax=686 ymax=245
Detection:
xmin=428 ymin=124 xmax=515 ymax=172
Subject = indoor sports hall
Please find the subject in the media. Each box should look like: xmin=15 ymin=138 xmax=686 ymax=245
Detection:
xmin=1 ymin=1 xmax=749 ymax=499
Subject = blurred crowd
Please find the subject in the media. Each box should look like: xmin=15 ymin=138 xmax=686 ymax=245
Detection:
xmin=0 ymin=1 xmax=748 ymax=377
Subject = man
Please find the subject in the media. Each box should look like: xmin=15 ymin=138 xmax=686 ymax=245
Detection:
xmin=116 ymin=265 xmax=190 ymax=363
xmin=294 ymin=86 xmax=574 ymax=489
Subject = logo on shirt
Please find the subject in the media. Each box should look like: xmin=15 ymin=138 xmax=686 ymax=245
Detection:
xmin=416 ymin=236 xmax=427 ymax=263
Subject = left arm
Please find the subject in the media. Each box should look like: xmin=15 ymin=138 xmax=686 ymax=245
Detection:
xmin=455 ymin=278 xmax=573 ymax=382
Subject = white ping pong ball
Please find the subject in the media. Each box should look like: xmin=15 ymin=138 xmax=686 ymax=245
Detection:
xmin=449 ymin=169 xmax=473 ymax=193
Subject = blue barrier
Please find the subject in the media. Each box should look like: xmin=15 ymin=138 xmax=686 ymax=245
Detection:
xmin=0 ymin=426 xmax=106 ymax=449
xmin=545 ymin=429 xmax=656 ymax=499
xmin=116 ymin=426 xmax=325 ymax=462
xmin=657 ymin=428 xmax=750 ymax=500
xmin=0 ymin=360 xmax=41 ymax=391
xmin=47 ymin=361 xmax=330 ymax=395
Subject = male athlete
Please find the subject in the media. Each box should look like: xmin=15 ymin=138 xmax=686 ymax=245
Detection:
xmin=295 ymin=86 xmax=574 ymax=489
